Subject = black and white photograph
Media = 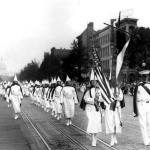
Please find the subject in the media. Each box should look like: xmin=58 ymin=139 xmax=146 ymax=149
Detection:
xmin=0 ymin=0 xmax=150 ymax=149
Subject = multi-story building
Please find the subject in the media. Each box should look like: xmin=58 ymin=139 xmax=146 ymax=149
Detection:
xmin=51 ymin=47 xmax=72 ymax=59
xmin=77 ymin=22 xmax=96 ymax=50
xmin=77 ymin=17 xmax=138 ymax=82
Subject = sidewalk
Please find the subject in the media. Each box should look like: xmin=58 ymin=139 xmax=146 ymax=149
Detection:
xmin=0 ymin=97 xmax=33 ymax=150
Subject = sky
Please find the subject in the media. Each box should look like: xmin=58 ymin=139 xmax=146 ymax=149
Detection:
xmin=0 ymin=0 xmax=149 ymax=74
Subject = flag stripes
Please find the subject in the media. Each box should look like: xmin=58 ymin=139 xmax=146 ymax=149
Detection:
xmin=91 ymin=47 xmax=114 ymax=104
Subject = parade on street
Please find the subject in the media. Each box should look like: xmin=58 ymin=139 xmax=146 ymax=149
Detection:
xmin=0 ymin=0 xmax=150 ymax=150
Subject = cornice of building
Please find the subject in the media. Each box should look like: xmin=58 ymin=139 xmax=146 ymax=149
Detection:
xmin=116 ymin=18 xmax=138 ymax=26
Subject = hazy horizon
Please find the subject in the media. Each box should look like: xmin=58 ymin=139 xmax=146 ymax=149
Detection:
xmin=0 ymin=0 xmax=149 ymax=75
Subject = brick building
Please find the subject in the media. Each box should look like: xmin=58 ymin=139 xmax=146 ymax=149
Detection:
xmin=77 ymin=17 xmax=138 ymax=83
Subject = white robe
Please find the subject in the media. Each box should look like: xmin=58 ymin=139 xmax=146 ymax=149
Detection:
xmin=84 ymin=87 xmax=102 ymax=134
xmin=43 ymin=87 xmax=50 ymax=108
xmin=9 ymin=84 xmax=23 ymax=113
xmin=61 ymin=86 xmax=78 ymax=118
xmin=54 ymin=86 xmax=63 ymax=114
xmin=105 ymin=87 xmax=123 ymax=134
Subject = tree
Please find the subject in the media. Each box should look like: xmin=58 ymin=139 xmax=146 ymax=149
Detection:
xmin=19 ymin=60 xmax=39 ymax=81
xmin=127 ymin=27 xmax=150 ymax=70
xmin=62 ymin=40 xmax=92 ymax=81
xmin=39 ymin=52 xmax=62 ymax=80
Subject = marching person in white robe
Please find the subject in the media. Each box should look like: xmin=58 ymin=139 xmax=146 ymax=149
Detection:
xmin=53 ymin=77 xmax=63 ymax=120
xmin=9 ymin=75 xmax=23 ymax=120
xmin=133 ymin=70 xmax=150 ymax=146
xmin=104 ymin=80 xmax=124 ymax=146
xmin=42 ymin=80 xmax=50 ymax=112
xmin=61 ymin=75 xmax=78 ymax=125
xmin=5 ymin=82 xmax=11 ymax=108
xmin=82 ymin=69 xmax=103 ymax=147
xmin=47 ymin=79 xmax=57 ymax=117
xmin=33 ymin=81 xmax=42 ymax=106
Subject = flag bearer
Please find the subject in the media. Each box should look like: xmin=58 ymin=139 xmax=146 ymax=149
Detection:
xmin=83 ymin=69 xmax=103 ymax=147
xmin=9 ymin=75 xmax=23 ymax=120
xmin=133 ymin=70 xmax=150 ymax=146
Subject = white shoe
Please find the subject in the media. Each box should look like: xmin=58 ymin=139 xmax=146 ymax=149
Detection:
xmin=14 ymin=115 xmax=19 ymax=120
xmin=144 ymin=141 xmax=150 ymax=146
xmin=110 ymin=139 xmax=114 ymax=146
xmin=69 ymin=120 xmax=72 ymax=125
xmin=51 ymin=112 xmax=54 ymax=116
xmin=57 ymin=116 xmax=60 ymax=120
xmin=66 ymin=122 xmax=69 ymax=126
xmin=114 ymin=137 xmax=118 ymax=144
xmin=92 ymin=140 xmax=96 ymax=147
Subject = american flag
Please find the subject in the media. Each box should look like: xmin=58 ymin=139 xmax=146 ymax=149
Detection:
xmin=91 ymin=47 xmax=114 ymax=105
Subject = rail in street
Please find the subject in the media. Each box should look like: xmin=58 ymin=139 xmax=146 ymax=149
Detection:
xmin=22 ymin=109 xmax=115 ymax=150
xmin=1 ymin=94 xmax=150 ymax=150
xmin=22 ymin=95 xmax=150 ymax=150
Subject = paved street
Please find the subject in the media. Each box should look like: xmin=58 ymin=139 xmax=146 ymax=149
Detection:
xmin=0 ymin=93 xmax=150 ymax=150
xmin=0 ymin=97 xmax=36 ymax=150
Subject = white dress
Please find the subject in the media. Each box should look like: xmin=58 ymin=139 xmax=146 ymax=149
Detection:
xmin=54 ymin=86 xmax=63 ymax=114
xmin=61 ymin=86 xmax=78 ymax=118
xmin=9 ymin=84 xmax=23 ymax=113
xmin=105 ymin=87 xmax=123 ymax=134
xmin=44 ymin=87 xmax=50 ymax=109
xmin=84 ymin=87 xmax=102 ymax=134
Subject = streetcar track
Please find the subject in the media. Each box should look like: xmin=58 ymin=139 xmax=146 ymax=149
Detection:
xmin=21 ymin=112 xmax=52 ymax=150
xmin=47 ymin=120 xmax=89 ymax=150
xmin=71 ymin=123 xmax=118 ymax=150
xmin=22 ymin=101 xmax=119 ymax=150
xmin=22 ymin=111 xmax=87 ymax=150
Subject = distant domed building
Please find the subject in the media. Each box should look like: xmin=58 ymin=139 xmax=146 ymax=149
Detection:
xmin=0 ymin=58 xmax=7 ymax=75
xmin=0 ymin=58 xmax=10 ymax=81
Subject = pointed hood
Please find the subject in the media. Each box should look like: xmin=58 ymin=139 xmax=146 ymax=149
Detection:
xmin=90 ymin=69 xmax=95 ymax=81
xmin=14 ymin=74 xmax=18 ymax=82
xmin=66 ymin=75 xmax=71 ymax=82
xmin=57 ymin=76 xmax=61 ymax=82
xmin=53 ymin=78 xmax=57 ymax=84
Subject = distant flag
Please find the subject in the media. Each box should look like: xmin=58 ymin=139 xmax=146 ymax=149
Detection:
xmin=116 ymin=39 xmax=130 ymax=79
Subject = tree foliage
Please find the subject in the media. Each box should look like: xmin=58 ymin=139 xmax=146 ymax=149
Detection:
xmin=127 ymin=27 xmax=150 ymax=70
xmin=39 ymin=52 xmax=61 ymax=80
xmin=19 ymin=60 xmax=39 ymax=81
xmin=62 ymin=40 xmax=92 ymax=81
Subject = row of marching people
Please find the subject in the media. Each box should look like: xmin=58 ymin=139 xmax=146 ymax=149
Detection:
xmin=26 ymin=70 xmax=125 ymax=147
xmin=29 ymin=75 xmax=79 ymax=126
xmin=1 ymin=72 xmax=125 ymax=147
xmin=2 ymin=67 xmax=150 ymax=148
